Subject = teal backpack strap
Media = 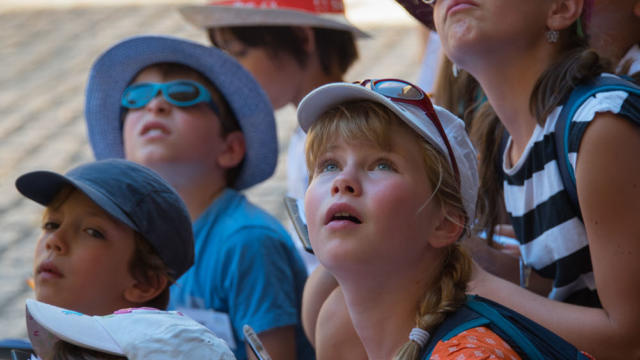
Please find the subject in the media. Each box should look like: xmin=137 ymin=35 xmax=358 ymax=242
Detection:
xmin=465 ymin=297 xmax=545 ymax=360
xmin=554 ymin=75 xmax=640 ymax=222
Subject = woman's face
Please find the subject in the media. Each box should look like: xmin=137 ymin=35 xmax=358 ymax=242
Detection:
xmin=432 ymin=0 xmax=552 ymax=71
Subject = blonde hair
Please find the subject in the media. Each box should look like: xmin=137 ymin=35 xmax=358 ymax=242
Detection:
xmin=305 ymin=100 xmax=473 ymax=359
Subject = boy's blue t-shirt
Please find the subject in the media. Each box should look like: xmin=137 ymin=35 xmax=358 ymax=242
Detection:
xmin=169 ymin=189 xmax=313 ymax=360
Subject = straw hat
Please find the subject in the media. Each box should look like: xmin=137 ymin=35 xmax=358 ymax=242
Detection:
xmin=180 ymin=0 xmax=369 ymax=38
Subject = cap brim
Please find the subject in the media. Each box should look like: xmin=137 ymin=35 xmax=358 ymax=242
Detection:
xmin=179 ymin=5 xmax=370 ymax=38
xmin=85 ymin=35 xmax=277 ymax=190
xmin=297 ymin=82 xmax=450 ymax=158
xmin=15 ymin=170 xmax=138 ymax=232
xmin=26 ymin=300 xmax=123 ymax=357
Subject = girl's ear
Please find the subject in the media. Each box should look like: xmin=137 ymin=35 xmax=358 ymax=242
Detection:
xmin=217 ymin=131 xmax=246 ymax=169
xmin=123 ymin=272 xmax=168 ymax=304
xmin=634 ymin=1 xmax=640 ymax=18
xmin=547 ymin=0 xmax=583 ymax=31
xmin=428 ymin=210 xmax=465 ymax=249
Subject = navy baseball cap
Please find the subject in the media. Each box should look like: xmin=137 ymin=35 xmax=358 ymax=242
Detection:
xmin=15 ymin=159 xmax=194 ymax=279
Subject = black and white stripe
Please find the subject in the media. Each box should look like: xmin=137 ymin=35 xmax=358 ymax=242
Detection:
xmin=502 ymin=79 xmax=639 ymax=306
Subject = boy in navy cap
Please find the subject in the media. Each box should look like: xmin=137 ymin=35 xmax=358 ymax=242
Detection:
xmin=84 ymin=35 xmax=311 ymax=360
xmin=16 ymin=159 xmax=194 ymax=315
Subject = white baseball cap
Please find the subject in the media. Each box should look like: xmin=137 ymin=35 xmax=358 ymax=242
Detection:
xmin=26 ymin=299 xmax=235 ymax=360
xmin=297 ymin=80 xmax=479 ymax=223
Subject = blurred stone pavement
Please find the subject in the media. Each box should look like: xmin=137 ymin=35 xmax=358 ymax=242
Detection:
xmin=0 ymin=0 xmax=423 ymax=338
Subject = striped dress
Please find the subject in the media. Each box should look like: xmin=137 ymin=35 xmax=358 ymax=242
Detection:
xmin=502 ymin=74 xmax=640 ymax=306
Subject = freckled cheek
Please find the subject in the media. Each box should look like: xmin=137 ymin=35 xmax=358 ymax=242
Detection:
xmin=371 ymin=188 xmax=418 ymax=219
xmin=304 ymin=182 xmax=327 ymax=238
xmin=304 ymin=189 xmax=320 ymax=232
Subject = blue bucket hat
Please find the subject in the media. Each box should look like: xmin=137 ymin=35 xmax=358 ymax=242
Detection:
xmin=15 ymin=159 xmax=194 ymax=279
xmin=84 ymin=35 xmax=277 ymax=190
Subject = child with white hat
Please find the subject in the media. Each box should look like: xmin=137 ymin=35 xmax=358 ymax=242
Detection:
xmin=298 ymin=79 xmax=516 ymax=359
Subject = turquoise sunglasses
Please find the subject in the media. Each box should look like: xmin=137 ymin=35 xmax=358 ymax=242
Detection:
xmin=121 ymin=80 xmax=220 ymax=115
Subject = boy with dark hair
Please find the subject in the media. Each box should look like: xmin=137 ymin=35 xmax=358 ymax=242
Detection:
xmin=16 ymin=159 xmax=194 ymax=315
xmin=84 ymin=35 xmax=311 ymax=360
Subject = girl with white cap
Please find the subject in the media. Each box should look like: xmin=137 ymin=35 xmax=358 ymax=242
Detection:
xmin=299 ymin=79 xmax=515 ymax=360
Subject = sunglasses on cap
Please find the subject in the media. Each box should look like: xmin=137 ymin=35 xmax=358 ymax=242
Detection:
xmin=121 ymin=80 xmax=220 ymax=115
xmin=356 ymin=78 xmax=460 ymax=184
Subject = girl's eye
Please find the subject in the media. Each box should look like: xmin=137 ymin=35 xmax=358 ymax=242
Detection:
xmin=318 ymin=159 xmax=340 ymax=173
xmin=42 ymin=221 xmax=59 ymax=231
xmin=85 ymin=228 xmax=105 ymax=239
xmin=373 ymin=160 xmax=395 ymax=171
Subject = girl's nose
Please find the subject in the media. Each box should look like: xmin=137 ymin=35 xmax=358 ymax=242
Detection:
xmin=331 ymin=170 xmax=362 ymax=196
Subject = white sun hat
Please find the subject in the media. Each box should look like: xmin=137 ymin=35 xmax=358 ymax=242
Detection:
xmin=180 ymin=0 xmax=369 ymax=38
xmin=26 ymin=299 xmax=236 ymax=360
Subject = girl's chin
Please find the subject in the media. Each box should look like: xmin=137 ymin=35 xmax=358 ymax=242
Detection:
xmin=318 ymin=248 xmax=378 ymax=275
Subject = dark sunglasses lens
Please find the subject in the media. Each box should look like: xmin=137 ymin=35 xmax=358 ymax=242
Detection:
xmin=166 ymin=82 xmax=200 ymax=103
xmin=123 ymin=84 xmax=157 ymax=108
xmin=375 ymin=80 xmax=423 ymax=100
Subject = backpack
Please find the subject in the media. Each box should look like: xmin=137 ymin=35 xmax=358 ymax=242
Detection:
xmin=553 ymin=75 xmax=640 ymax=221
xmin=420 ymin=295 xmax=591 ymax=360
xmin=499 ymin=75 xmax=640 ymax=222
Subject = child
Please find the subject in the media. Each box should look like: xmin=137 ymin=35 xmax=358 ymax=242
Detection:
xmin=297 ymin=78 xmax=520 ymax=359
xmin=84 ymin=35 xmax=311 ymax=360
xmin=431 ymin=0 xmax=640 ymax=357
xmin=25 ymin=299 xmax=234 ymax=360
xmin=182 ymin=0 xmax=364 ymax=110
xmin=180 ymin=0 xmax=366 ymax=272
xmin=16 ymin=159 xmax=194 ymax=316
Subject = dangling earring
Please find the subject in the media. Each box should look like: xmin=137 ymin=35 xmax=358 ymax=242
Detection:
xmin=546 ymin=29 xmax=559 ymax=43
xmin=452 ymin=63 xmax=459 ymax=78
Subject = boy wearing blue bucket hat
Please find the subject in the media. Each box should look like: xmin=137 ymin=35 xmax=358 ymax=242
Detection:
xmin=84 ymin=35 xmax=311 ymax=360
xmin=16 ymin=159 xmax=194 ymax=316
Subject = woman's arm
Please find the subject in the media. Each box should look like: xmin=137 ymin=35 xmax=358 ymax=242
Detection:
xmin=469 ymin=113 xmax=640 ymax=360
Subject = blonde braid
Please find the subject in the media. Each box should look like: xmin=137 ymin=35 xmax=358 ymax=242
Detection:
xmin=393 ymin=244 xmax=472 ymax=360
